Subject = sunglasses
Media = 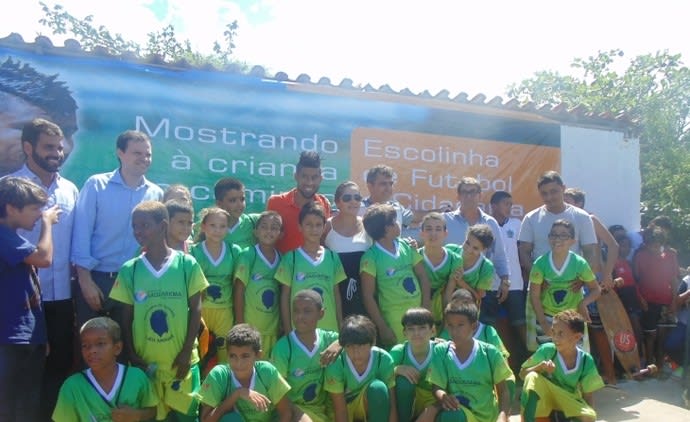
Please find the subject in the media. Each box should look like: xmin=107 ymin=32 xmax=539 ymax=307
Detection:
xmin=341 ymin=194 xmax=362 ymax=202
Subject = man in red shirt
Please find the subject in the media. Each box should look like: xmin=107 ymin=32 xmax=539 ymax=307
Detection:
xmin=266 ymin=151 xmax=331 ymax=252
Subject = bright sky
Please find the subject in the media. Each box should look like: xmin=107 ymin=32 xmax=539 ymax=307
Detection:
xmin=2 ymin=0 xmax=689 ymax=98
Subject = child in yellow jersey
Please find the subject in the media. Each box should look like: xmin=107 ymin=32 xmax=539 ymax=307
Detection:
xmin=191 ymin=207 xmax=242 ymax=364
xmin=110 ymin=201 xmax=208 ymax=421
xmin=234 ymin=211 xmax=283 ymax=356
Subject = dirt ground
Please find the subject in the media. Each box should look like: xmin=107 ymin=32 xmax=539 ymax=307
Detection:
xmin=507 ymin=376 xmax=690 ymax=421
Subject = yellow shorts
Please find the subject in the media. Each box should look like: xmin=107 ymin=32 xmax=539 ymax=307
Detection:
xmin=152 ymin=364 xmax=200 ymax=420
xmin=201 ymin=306 xmax=234 ymax=338
xmin=295 ymin=401 xmax=333 ymax=422
xmin=522 ymin=371 xmax=597 ymax=419
xmin=413 ymin=387 xmax=436 ymax=416
xmin=347 ymin=389 xmax=367 ymax=422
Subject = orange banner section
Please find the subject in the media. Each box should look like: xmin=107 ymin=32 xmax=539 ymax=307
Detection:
xmin=351 ymin=128 xmax=560 ymax=218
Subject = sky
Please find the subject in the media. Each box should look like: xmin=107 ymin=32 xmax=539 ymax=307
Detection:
xmin=2 ymin=0 xmax=689 ymax=99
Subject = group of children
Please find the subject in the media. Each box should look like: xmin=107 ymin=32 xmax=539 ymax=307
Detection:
xmin=1 ymin=174 xmax=612 ymax=422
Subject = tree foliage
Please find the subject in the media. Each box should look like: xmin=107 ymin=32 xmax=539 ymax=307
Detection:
xmin=38 ymin=2 xmax=244 ymax=69
xmin=509 ymin=49 xmax=690 ymax=258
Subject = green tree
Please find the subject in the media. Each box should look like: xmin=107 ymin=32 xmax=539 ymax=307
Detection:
xmin=508 ymin=49 xmax=690 ymax=258
xmin=38 ymin=1 xmax=244 ymax=69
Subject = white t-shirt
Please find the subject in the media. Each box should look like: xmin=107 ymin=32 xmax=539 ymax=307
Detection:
xmin=491 ymin=217 xmax=524 ymax=291
xmin=518 ymin=204 xmax=597 ymax=259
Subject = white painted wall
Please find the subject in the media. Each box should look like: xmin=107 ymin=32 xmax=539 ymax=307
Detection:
xmin=560 ymin=125 xmax=641 ymax=231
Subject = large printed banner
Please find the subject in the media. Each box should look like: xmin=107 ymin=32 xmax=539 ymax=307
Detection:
xmin=0 ymin=44 xmax=560 ymax=215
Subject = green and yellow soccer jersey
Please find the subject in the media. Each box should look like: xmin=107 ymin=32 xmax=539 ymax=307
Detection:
xmin=360 ymin=241 xmax=423 ymax=330
xmin=225 ymin=213 xmax=260 ymax=250
xmin=190 ymin=241 xmax=241 ymax=308
xmin=235 ymin=245 xmax=281 ymax=334
xmin=529 ymin=251 xmax=595 ymax=316
xmin=275 ymin=248 xmax=346 ymax=331
xmin=427 ymin=340 xmax=512 ymax=422
xmin=199 ymin=361 xmax=291 ymax=422
xmin=474 ymin=323 xmax=509 ymax=359
xmin=52 ymin=365 xmax=157 ymax=422
xmin=110 ymin=251 xmax=208 ymax=371
xmin=419 ymin=246 xmax=463 ymax=323
xmin=463 ymin=255 xmax=495 ymax=292
xmin=324 ymin=346 xmax=396 ymax=402
xmin=389 ymin=341 xmax=435 ymax=392
xmin=271 ymin=329 xmax=339 ymax=406
xmin=521 ymin=343 xmax=604 ymax=396
xmin=419 ymin=246 xmax=463 ymax=291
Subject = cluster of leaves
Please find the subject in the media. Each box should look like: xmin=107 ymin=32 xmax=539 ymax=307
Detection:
xmin=38 ymin=2 xmax=244 ymax=69
xmin=509 ymin=49 xmax=690 ymax=260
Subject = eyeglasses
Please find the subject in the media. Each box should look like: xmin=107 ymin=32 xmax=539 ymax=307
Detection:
xmin=459 ymin=189 xmax=480 ymax=196
xmin=548 ymin=233 xmax=572 ymax=240
xmin=341 ymin=194 xmax=362 ymax=202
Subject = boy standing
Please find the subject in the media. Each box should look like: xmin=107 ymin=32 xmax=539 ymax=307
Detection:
xmin=390 ymin=308 xmax=437 ymax=422
xmin=52 ymin=317 xmax=158 ymax=421
xmin=325 ymin=315 xmax=397 ymax=422
xmin=166 ymin=199 xmax=195 ymax=253
xmin=271 ymin=289 xmax=341 ymax=422
xmin=199 ymin=324 xmax=292 ymax=422
xmin=425 ymin=301 xmax=512 ymax=422
xmin=418 ymin=213 xmax=464 ymax=327
xmin=527 ymin=220 xmax=601 ymax=352
xmin=214 ymin=177 xmax=260 ymax=250
xmin=520 ymin=310 xmax=604 ymax=422
xmin=361 ymin=203 xmax=431 ymax=347
xmin=0 ymin=176 xmax=60 ymax=422
xmin=110 ymin=200 xmax=208 ymax=421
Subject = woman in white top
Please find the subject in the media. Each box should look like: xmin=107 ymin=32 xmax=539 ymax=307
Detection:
xmin=322 ymin=181 xmax=372 ymax=318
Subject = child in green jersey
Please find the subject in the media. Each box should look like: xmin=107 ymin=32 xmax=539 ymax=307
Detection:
xmin=215 ymin=177 xmax=260 ymax=250
xmin=277 ymin=203 xmax=346 ymax=333
xmin=110 ymin=201 xmax=208 ymax=421
xmin=191 ymin=207 xmax=242 ymax=364
xmin=520 ymin=310 xmax=604 ymax=422
xmin=444 ymin=224 xmax=495 ymax=305
xmin=437 ymin=289 xmax=516 ymax=403
xmin=391 ymin=308 xmax=437 ymax=422
xmin=234 ymin=211 xmax=283 ymax=357
xmin=53 ymin=317 xmax=158 ymax=422
xmin=422 ymin=301 xmax=512 ymax=422
xmin=166 ymin=199 xmax=194 ymax=253
xmin=361 ymin=203 xmax=431 ymax=347
xmin=527 ymin=219 xmax=600 ymax=351
xmin=271 ymin=289 xmax=342 ymax=422
xmin=199 ymin=324 xmax=292 ymax=422
xmin=325 ymin=315 xmax=397 ymax=422
xmin=418 ymin=213 xmax=464 ymax=327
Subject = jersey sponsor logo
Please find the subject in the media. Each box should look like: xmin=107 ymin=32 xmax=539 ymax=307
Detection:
xmin=296 ymin=272 xmax=306 ymax=281
xmin=252 ymin=272 xmax=263 ymax=281
xmin=293 ymin=368 xmax=305 ymax=377
xmin=402 ymin=277 xmax=417 ymax=294
xmin=207 ymin=285 xmax=222 ymax=301
xmin=303 ymin=383 xmax=318 ymax=402
xmin=553 ymin=289 xmax=567 ymax=304
xmin=135 ymin=290 xmax=148 ymax=303
xmin=261 ymin=289 xmax=276 ymax=309
xmin=386 ymin=268 xmax=396 ymax=276
xmin=146 ymin=305 xmax=176 ymax=342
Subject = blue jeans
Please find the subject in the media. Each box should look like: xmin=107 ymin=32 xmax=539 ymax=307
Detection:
xmin=0 ymin=344 xmax=46 ymax=422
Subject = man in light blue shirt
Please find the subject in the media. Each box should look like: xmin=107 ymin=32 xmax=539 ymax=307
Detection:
xmin=71 ymin=130 xmax=163 ymax=331
xmin=359 ymin=164 xmax=417 ymax=239
xmin=442 ymin=177 xmax=510 ymax=286
xmin=7 ymin=118 xmax=78 ymax=420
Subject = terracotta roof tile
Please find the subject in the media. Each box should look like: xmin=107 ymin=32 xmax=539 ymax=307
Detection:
xmin=0 ymin=33 xmax=634 ymax=130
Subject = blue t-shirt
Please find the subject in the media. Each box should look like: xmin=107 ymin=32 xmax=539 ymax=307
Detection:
xmin=0 ymin=224 xmax=47 ymax=344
